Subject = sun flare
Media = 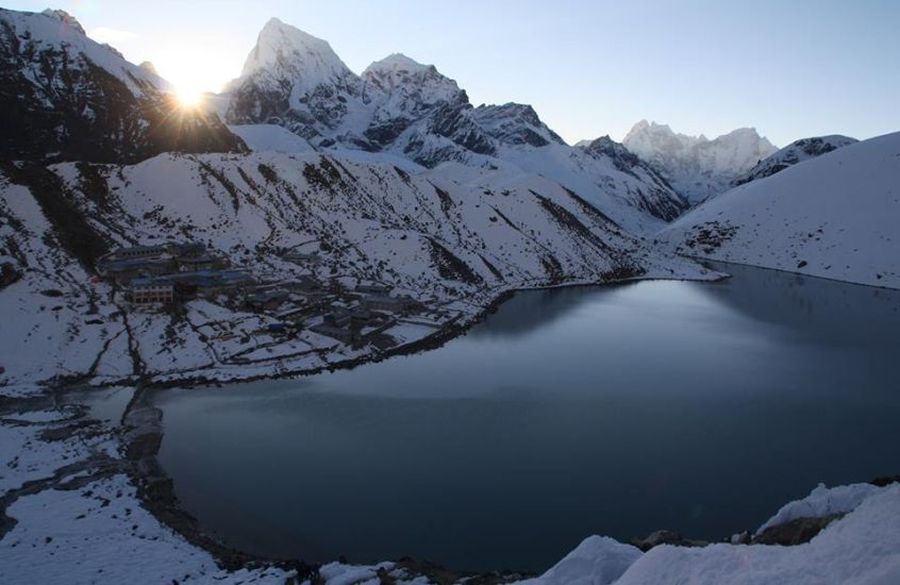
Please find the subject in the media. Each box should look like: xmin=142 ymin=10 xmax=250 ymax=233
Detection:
xmin=175 ymin=87 xmax=204 ymax=109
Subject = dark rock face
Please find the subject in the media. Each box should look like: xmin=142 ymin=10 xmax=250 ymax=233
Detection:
xmin=631 ymin=529 xmax=708 ymax=552
xmin=753 ymin=514 xmax=843 ymax=546
xmin=364 ymin=117 xmax=412 ymax=146
xmin=428 ymin=239 xmax=483 ymax=285
xmin=226 ymin=79 xmax=294 ymax=127
xmin=472 ymin=103 xmax=565 ymax=148
xmin=0 ymin=261 xmax=20 ymax=289
xmin=0 ymin=10 xmax=245 ymax=164
xmin=678 ymin=220 xmax=739 ymax=254
xmin=583 ymin=136 xmax=646 ymax=176
xmin=429 ymin=104 xmax=496 ymax=156
xmin=870 ymin=475 xmax=900 ymax=487
xmin=733 ymin=135 xmax=858 ymax=186
xmin=793 ymin=137 xmax=846 ymax=158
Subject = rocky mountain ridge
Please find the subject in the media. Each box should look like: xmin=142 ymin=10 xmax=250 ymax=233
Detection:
xmin=732 ymin=134 xmax=858 ymax=186
xmin=220 ymin=18 xmax=687 ymax=227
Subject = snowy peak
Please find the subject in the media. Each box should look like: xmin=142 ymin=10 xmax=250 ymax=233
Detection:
xmin=40 ymin=8 xmax=85 ymax=35
xmin=225 ymin=18 xmax=364 ymax=141
xmin=733 ymin=135 xmax=859 ymax=186
xmin=365 ymin=53 xmax=436 ymax=76
xmin=625 ymin=120 xmax=698 ymax=150
xmin=363 ymin=53 xmax=463 ymax=107
xmin=240 ymin=17 xmax=355 ymax=89
xmin=582 ymin=135 xmax=639 ymax=161
xmin=623 ymin=120 xmax=777 ymax=204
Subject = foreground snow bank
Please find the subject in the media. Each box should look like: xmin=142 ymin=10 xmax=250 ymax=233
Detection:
xmin=615 ymin=485 xmax=900 ymax=585
xmin=524 ymin=482 xmax=900 ymax=585
xmin=756 ymin=482 xmax=884 ymax=535
xmin=520 ymin=536 xmax=642 ymax=585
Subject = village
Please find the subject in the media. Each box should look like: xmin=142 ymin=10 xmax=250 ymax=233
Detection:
xmin=96 ymin=241 xmax=438 ymax=352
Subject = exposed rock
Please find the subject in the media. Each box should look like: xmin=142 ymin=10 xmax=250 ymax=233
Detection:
xmin=870 ymin=475 xmax=900 ymax=487
xmin=0 ymin=261 xmax=20 ymax=289
xmin=733 ymin=135 xmax=858 ymax=186
xmin=753 ymin=513 xmax=843 ymax=546
xmin=631 ymin=529 xmax=708 ymax=552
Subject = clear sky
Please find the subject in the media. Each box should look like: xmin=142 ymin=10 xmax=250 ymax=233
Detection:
xmin=7 ymin=0 xmax=900 ymax=146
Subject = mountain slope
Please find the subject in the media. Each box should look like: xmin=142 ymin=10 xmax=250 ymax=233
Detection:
xmin=0 ymin=8 xmax=244 ymax=163
xmin=576 ymin=136 xmax=687 ymax=221
xmin=622 ymin=120 xmax=777 ymax=203
xmin=659 ymin=132 xmax=900 ymax=288
xmin=732 ymin=135 xmax=858 ymax=186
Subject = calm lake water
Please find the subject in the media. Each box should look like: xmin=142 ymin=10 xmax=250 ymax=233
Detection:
xmin=155 ymin=263 xmax=900 ymax=572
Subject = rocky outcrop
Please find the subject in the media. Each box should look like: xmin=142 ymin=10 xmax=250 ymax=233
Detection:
xmin=752 ymin=514 xmax=843 ymax=546
xmin=733 ymin=135 xmax=858 ymax=186
xmin=630 ymin=530 xmax=707 ymax=552
xmin=0 ymin=261 xmax=19 ymax=289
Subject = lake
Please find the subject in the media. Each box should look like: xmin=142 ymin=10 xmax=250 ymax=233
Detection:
xmin=154 ymin=263 xmax=900 ymax=572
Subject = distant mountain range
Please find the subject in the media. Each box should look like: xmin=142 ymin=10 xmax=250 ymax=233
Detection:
xmin=621 ymin=120 xmax=777 ymax=204
xmin=220 ymin=18 xmax=690 ymax=228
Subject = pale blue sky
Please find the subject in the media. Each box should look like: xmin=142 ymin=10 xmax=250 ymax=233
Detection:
xmin=7 ymin=0 xmax=900 ymax=145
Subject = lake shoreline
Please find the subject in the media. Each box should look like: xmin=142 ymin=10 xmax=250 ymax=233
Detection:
xmin=116 ymin=269 xmax=731 ymax=577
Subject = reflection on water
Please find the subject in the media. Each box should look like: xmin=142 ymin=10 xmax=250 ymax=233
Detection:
xmin=699 ymin=262 xmax=900 ymax=345
xmin=154 ymin=264 xmax=900 ymax=572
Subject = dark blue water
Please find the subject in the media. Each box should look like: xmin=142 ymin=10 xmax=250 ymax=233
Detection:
xmin=155 ymin=263 xmax=900 ymax=572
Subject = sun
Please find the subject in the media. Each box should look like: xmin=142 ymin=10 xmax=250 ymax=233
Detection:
xmin=175 ymin=87 xmax=204 ymax=109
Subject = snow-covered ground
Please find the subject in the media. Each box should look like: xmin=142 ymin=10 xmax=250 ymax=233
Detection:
xmin=659 ymin=131 xmax=900 ymax=289
xmin=228 ymin=124 xmax=315 ymax=153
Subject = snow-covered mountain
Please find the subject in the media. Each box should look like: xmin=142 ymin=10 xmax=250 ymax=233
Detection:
xmin=732 ymin=135 xmax=858 ymax=186
xmin=221 ymin=19 xmax=687 ymax=229
xmin=0 ymin=8 xmax=244 ymax=163
xmin=622 ymin=120 xmax=777 ymax=203
xmin=575 ymin=136 xmax=687 ymax=220
xmin=225 ymin=18 xmax=365 ymax=143
xmin=659 ymin=132 xmax=900 ymax=288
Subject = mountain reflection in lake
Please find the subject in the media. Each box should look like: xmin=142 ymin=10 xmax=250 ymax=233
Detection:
xmin=154 ymin=263 xmax=900 ymax=572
